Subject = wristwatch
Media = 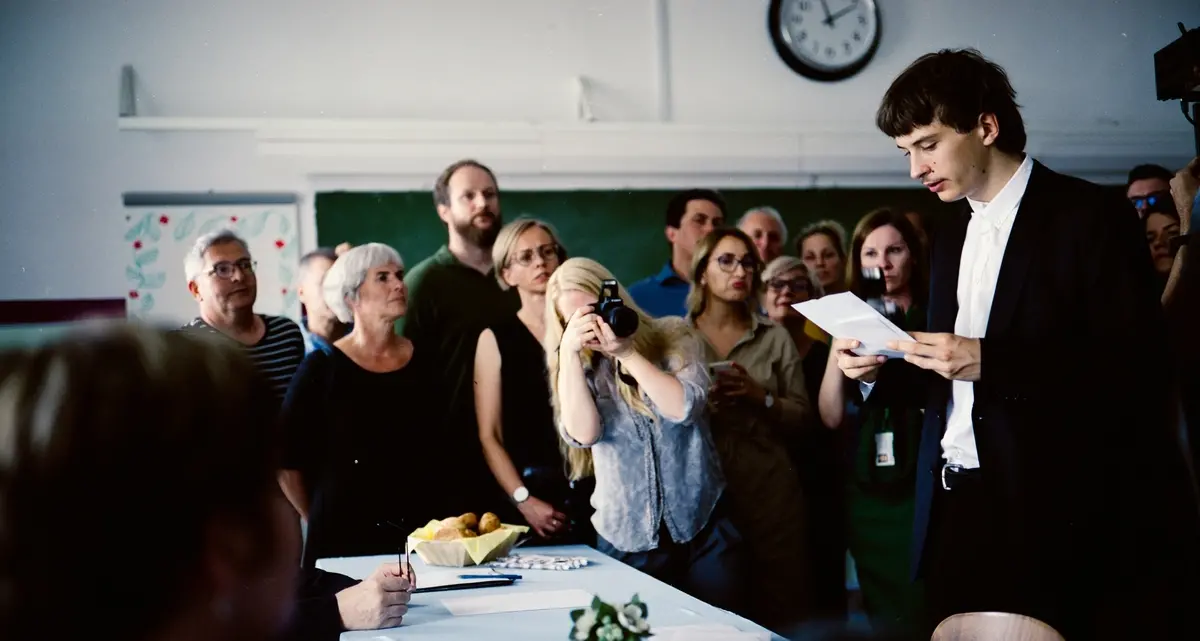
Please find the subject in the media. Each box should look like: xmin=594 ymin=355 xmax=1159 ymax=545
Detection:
xmin=764 ymin=392 xmax=775 ymax=409
xmin=512 ymin=486 xmax=530 ymax=504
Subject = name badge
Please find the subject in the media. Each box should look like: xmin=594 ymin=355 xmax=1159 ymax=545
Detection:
xmin=875 ymin=432 xmax=896 ymax=467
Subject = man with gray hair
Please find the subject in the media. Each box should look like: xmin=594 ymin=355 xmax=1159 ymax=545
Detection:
xmin=180 ymin=229 xmax=305 ymax=405
xmin=738 ymin=206 xmax=788 ymax=263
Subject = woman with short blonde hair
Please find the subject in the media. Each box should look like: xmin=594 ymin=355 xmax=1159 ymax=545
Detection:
xmin=474 ymin=218 xmax=594 ymax=545
xmin=545 ymin=257 xmax=746 ymax=614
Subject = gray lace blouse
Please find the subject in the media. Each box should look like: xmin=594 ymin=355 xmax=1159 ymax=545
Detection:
xmin=561 ymin=321 xmax=725 ymax=553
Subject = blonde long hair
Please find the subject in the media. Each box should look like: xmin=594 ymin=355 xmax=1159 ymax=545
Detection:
xmin=544 ymin=258 xmax=691 ymax=480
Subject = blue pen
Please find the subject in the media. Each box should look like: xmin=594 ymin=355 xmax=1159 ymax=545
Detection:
xmin=459 ymin=573 xmax=522 ymax=581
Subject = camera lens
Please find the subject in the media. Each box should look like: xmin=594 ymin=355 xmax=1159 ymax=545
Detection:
xmin=606 ymin=306 xmax=639 ymax=338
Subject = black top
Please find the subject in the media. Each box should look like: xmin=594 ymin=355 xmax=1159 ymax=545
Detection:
xmin=281 ymin=346 xmax=446 ymax=567
xmin=490 ymin=315 xmax=563 ymax=477
xmin=800 ymin=339 xmax=831 ymax=412
xmin=397 ymin=246 xmax=522 ymax=509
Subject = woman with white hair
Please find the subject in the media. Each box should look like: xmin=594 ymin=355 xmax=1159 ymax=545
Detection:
xmin=280 ymin=243 xmax=445 ymax=568
xmin=546 ymin=257 xmax=746 ymax=614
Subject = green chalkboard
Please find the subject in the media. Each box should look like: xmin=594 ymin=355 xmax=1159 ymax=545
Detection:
xmin=315 ymin=189 xmax=945 ymax=284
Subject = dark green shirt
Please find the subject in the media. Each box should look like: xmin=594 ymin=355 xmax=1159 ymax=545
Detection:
xmin=398 ymin=245 xmax=520 ymax=427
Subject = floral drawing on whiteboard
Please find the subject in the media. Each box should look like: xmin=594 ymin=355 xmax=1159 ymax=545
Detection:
xmin=124 ymin=212 xmax=168 ymax=314
xmin=123 ymin=207 xmax=298 ymax=318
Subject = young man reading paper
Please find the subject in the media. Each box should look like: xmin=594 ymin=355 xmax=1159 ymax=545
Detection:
xmin=832 ymin=48 xmax=1200 ymax=639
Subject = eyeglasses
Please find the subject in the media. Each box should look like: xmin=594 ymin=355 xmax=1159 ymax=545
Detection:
xmin=767 ymin=277 xmax=809 ymax=294
xmin=714 ymin=253 xmax=757 ymax=273
xmin=208 ymin=259 xmax=257 ymax=279
xmin=512 ymin=243 xmax=560 ymax=267
xmin=1130 ymin=191 xmax=1171 ymax=211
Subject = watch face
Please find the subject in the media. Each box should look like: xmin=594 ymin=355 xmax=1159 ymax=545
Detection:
xmin=769 ymin=0 xmax=881 ymax=81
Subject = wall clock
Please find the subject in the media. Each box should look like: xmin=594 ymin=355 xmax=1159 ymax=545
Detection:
xmin=768 ymin=0 xmax=881 ymax=82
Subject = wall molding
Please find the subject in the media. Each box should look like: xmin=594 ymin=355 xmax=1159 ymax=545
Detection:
xmin=118 ymin=117 xmax=1194 ymax=187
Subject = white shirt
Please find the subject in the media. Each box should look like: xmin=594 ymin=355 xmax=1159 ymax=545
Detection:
xmin=940 ymin=154 xmax=1035 ymax=468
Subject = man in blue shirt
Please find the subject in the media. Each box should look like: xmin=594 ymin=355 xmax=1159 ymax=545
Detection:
xmin=297 ymin=247 xmax=348 ymax=354
xmin=627 ymin=189 xmax=726 ymax=318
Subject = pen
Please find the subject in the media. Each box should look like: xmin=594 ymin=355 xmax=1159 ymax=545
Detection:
xmin=459 ymin=573 xmax=522 ymax=581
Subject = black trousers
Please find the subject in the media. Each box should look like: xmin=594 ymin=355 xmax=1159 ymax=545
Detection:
xmin=922 ymin=471 xmax=1078 ymax=639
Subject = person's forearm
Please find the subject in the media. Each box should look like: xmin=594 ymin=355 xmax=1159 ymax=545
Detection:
xmin=559 ymin=354 xmax=602 ymax=445
xmin=480 ymin=433 xmax=525 ymax=496
xmin=618 ymin=351 xmax=687 ymax=420
xmin=818 ymin=351 xmax=846 ymax=429
xmin=278 ymin=470 xmax=309 ymax=520
xmin=1163 ymin=245 xmax=1188 ymax=306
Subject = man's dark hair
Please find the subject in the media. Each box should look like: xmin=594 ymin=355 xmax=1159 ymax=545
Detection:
xmin=299 ymin=247 xmax=338 ymax=270
xmin=1126 ymin=163 xmax=1174 ymax=189
xmin=433 ymin=159 xmax=498 ymax=208
xmin=665 ymin=189 xmax=727 ymax=228
xmin=876 ymin=48 xmax=1026 ymax=155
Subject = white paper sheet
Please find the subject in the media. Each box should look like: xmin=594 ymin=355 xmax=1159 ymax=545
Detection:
xmin=441 ymin=588 xmax=594 ymax=616
xmin=792 ymin=292 xmax=915 ymax=358
xmin=652 ymin=624 xmax=770 ymax=641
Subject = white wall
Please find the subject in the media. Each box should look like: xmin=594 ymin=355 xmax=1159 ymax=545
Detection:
xmin=1 ymin=0 xmax=1197 ymax=301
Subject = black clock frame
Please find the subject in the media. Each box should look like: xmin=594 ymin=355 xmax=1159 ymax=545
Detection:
xmin=767 ymin=0 xmax=882 ymax=82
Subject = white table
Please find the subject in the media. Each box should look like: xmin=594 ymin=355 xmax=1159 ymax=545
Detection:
xmin=318 ymin=544 xmax=786 ymax=640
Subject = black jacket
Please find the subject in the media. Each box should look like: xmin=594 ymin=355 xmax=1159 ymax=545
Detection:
xmin=279 ymin=568 xmax=358 ymax=641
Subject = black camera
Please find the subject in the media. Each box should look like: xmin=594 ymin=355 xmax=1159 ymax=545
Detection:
xmin=860 ymin=267 xmax=901 ymax=324
xmin=1154 ymin=22 xmax=1200 ymax=153
xmin=593 ymin=279 xmax=639 ymax=338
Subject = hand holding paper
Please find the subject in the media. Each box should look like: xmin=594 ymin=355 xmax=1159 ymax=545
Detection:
xmin=887 ymin=331 xmax=982 ymax=381
xmin=832 ymin=338 xmax=887 ymax=383
xmin=792 ymin=292 xmax=915 ymax=358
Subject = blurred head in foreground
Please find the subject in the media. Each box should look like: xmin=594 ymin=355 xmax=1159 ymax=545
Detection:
xmin=0 ymin=323 xmax=299 ymax=641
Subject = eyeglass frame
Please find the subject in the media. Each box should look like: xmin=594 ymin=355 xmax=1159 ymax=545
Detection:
xmin=206 ymin=258 xmax=258 ymax=279
xmin=766 ymin=276 xmax=810 ymax=294
xmin=509 ymin=243 xmax=562 ymax=267
xmin=713 ymin=253 xmax=758 ymax=274
xmin=1129 ymin=190 xmax=1172 ymax=212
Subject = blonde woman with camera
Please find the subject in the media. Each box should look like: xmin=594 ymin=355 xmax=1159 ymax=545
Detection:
xmin=545 ymin=257 xmax=746 ymax=614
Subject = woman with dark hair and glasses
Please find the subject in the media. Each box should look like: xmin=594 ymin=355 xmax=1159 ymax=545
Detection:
xmin=474 ymin=218 xmax=594 ymax=545
xmin=687 ymin=228 xmax=814 ymax=630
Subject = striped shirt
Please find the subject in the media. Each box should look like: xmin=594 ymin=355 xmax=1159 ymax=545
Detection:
xmin=180 ymin=315 xmax=305 ymax=404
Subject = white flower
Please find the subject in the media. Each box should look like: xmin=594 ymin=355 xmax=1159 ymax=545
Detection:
xmin=596 ymin=623 xmax=626 ymax=641
xmin=617 ymin=604 xmax=649 ymax=634
xmin=573 ymin=608 xmax=598 ymax=641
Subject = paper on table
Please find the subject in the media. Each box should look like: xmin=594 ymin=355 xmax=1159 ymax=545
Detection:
xmin=441 ymin=588 xmax=593 ymax=616
xmin=792 ymin=292 xmax=915 ymax=358
xmin=652 ymin=624 xmax=770 ymax=641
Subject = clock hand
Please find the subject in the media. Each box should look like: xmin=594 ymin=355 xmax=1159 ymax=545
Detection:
xmin=819 ymin=0 xmax=834 ymax=26
xmin=827 ymin=0 xmax=860 ymax=26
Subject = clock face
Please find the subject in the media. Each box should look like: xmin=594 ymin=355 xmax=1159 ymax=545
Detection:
xmin=769 ymin=0 xmax=881 ymax=81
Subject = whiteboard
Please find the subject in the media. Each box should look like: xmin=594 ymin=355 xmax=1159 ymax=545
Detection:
xmin=121 ymin=204 xmax=302 ymax=326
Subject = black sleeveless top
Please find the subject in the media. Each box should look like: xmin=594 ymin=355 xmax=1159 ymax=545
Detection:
xmin=490 ymin=315 xmax=563 ymax=478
